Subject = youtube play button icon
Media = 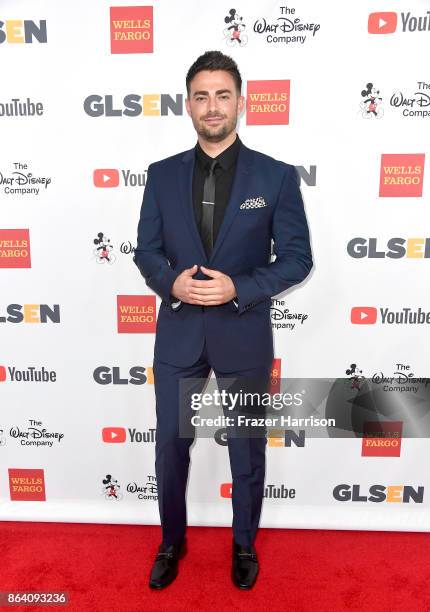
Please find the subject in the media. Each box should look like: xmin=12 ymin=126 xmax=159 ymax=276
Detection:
xmin=351 ymin=307 xmax=377 ymax=325
xmin=93 ymin=168 xmax=120 ymax=188
xmin=102 ymin=427 xmax=126 ymax=443
xmin=368 ymin=12 xmax=397 ymax=34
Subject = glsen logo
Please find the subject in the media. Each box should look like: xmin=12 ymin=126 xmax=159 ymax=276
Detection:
xmin=368 ymin=12 xmax=397 ymax=34
xmin=0 ymin=304 xmax=60 ymax=324
xmin=93 ymin=169 xmax=119 ymax=188
xmin=296 ymin=165 xmax=317 ymax=187
xmin=0 ymin=229 xmax=30 ymax=268
xmin=379 ymin=154 xmax=425 ymax=197
xmin=93 ymin=168 xmax=147 ymax=188
xmin=267 ymin=429 xmax=305 ymax=448
xmin=362 ymin=421 xmax=403 ymax=457
xmin=0 ymin=364 xmax=56 ymax=383
xmin=246 ymin=80 xmax=290 ymax=125
xmin=102 ymin=427 xmax=126 ymax=443
xmin=221 ymin=481 xmax=296 ymax=499
xmin=333 ymin=484 xmax=423 ymax=503
xmin=215 ymin=427 xmax=305 ymax=448
xmin=110 ymin=6 xmax=153 ymax=54
xmin=0 ymin=98 xmax=44 ymax=117
xmin=93 ymin=366 xmax=153 ymax=385
xmin=9 ymin=468 xmax=46 ymax=501
xmin=351 ymin=306 xmax=377 ymax=325
xmin=117 ymin=295 xmax=156 ymax=333
xmin=83 ymin=94 xmax=183 ymax=117
xmin=347 ymin=238 xmax=430 ymax=258
xmin=0 ymin=20 xmax=47 ymax=44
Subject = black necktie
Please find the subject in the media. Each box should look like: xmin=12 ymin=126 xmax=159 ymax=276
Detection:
xmin=201 ymin=159 xmax=217 ymax=258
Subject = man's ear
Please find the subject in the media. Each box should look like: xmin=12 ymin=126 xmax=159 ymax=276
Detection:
xmin=185 ymin=97 xmax=192 ymax=117
xmin=237 ymin=94 xmax=245 ymax=117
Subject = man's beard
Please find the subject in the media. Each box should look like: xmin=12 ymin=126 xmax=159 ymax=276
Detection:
xmin=193 ymin=113 xmax=237 ymax=142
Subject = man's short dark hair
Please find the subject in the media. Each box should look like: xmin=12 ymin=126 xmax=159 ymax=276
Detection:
xmin=186 ymin=50 xmax=242 ymax=96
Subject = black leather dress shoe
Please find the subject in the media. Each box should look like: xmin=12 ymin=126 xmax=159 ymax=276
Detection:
xmin=149 ymin=538 xmax=187 ymax=589
xmin=231 ymin=539 xmax=259 ymax=589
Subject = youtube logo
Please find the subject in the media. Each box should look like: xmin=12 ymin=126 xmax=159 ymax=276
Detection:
xmin=220 ymin=483 xmax=232 ymax=498
xmin=351 ymin=307 xmax=377 ymax=325
xmin=93 ymin=169 xmax=119 ymax=188
xmin=102 ymin=427 xmax=126 ymax=443
xmin=368 ymin=12 xmax=397 ymax=34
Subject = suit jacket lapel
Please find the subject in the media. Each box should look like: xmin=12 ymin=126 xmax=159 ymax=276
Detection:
xmin=178 ymin=147 xmax=207 ymax=260
xmin=209 ymin=142 xmax=253 ymax=263
xmin=178 ymin=141 xmax=254 ymax=263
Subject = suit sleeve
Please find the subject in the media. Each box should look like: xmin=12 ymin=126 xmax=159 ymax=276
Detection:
xmin=133 ymin=163 xmax=180 ymax=304
xmin=231 ymin=165 xmax=313 ymax=315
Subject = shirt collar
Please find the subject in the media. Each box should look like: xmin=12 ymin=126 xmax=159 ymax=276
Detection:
xmin=195 ymin=134 xmax=241 ymax=172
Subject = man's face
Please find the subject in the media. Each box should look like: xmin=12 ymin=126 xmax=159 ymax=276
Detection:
xmin=185 ymin=70 xmax=244 ymax=142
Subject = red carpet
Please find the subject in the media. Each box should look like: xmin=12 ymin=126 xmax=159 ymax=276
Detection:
xmin=1 ymin=521 xmax=430 ymax=611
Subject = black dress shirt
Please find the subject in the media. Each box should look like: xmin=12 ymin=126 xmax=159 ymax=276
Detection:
xmin=192 ymin=134 xmax=241 ymax=248
xmin=170 ymin=135 xmax=241 ymax=309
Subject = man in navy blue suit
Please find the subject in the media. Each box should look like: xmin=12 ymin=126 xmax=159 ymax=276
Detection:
xmin=133 ymin=50 xmax=313 ymax=590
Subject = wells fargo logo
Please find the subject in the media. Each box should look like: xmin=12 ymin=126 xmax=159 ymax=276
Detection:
xmin=362 ymin=421 xmax=403 ymax=457
xmin=269 ymin=357 xmax=281 ymax=393
xmin=110 ymin=6 xmax=153 ymax=54
xmin=246 ymin=80 xmax=290 ymax=125
xmin=117 ymin=295 xmax=156 ymax=333
xmin=0 ymin=229 xmax=30 ymax=268
xmin=379 ymin=153 xmax=425 ymax=197
xmin=9 ymin=468 xmax=46 ymax=501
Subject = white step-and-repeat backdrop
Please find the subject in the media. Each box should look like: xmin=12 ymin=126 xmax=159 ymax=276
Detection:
xmin=1 ymin=0 xmax=430 ymax=532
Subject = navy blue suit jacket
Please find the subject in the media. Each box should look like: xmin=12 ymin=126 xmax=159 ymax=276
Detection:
xmin=133 ymin=140 xmax=313 ymax=370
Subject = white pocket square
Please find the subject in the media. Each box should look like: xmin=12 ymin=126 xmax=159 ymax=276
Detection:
xmin=240 ymin=197 xmax=267 ymax=210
